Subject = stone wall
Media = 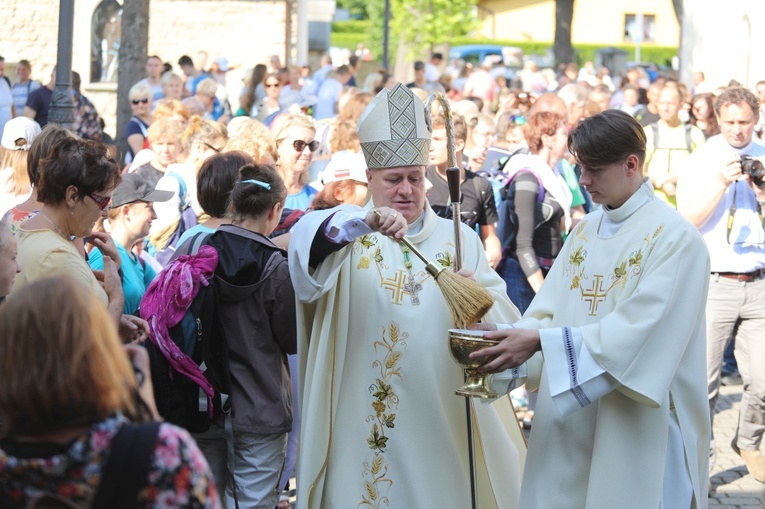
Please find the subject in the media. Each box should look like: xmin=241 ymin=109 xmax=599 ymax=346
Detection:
xmin=1 ymin=0 xmax=288 ymax=137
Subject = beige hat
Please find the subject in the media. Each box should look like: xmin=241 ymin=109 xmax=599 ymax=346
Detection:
xmin=357 ymin=83 xmax=431 ymax=169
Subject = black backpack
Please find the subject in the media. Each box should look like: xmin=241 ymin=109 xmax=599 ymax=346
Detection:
xmin=496 ymin=170 xmax=545 ymax=254
xmin=144 ymin=233 xmax=232 ymax=434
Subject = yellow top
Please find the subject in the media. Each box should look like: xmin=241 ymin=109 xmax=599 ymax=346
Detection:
xmin=12 ymin=227 xmax=109 ymax=306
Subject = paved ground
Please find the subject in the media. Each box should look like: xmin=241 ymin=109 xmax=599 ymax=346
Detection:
xmin=283 ymin=383 xmax=764 ymax=508
xmin=709 ymin=384 xmax=765 ymax=507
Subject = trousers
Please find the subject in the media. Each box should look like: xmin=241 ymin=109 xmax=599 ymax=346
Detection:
xmin=706 ymin=275 xmax=765 ymax=456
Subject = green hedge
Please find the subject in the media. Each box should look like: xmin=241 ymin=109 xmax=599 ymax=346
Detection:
xmin=332 ymin=20 xmax=371 ymax=33
xmin=331 ymin=21 xmax=677 ymax=67
xmin=331 ymin=32 xmax=368 ymax=49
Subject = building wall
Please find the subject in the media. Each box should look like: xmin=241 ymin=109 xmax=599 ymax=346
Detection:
xmin=680 ymin=0 xmax=765 ymax=89
xmin=1 ymin=0 xmax=288 ymax=136
xmin=478 ymin=0 xmax=679 ymax=48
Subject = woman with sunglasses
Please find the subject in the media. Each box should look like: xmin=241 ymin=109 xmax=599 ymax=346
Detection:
xmin=125 ymin=82 xmax=153 ymax=164
xmin=271 ymin=113 xmax=319 ymax=210
xmin=254 ymin=73 xmax=283 ymax=124
xmin=12 ymin=137 xmax=148 ymax=343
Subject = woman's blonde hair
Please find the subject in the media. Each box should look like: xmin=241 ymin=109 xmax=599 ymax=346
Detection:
xmin=0 ymin=276 xmax=137 ymax=433
xmin=152 ymin=98 xmax=191 ymax=123
xmin=329 ymin=121 xmax=360 ymax=153
xmin=147 ymin=118 xmax=185 ymax=146
xmin=270 ymin=112 xmax=315 ymax=145
xmin=0 ymin=147 xmax=31 ymax=197
xmin=182 ymin=115 xmax=228 ymax=154
xmin=337 ymin=92 xmax=373 ymax=124
xmin=160 ymin=71 xmax=183 ymax=87
xmin=224 ymin=134 xmax=277 ymax=164
xmin=195 ymin=77 xmax=218 ymax=98
xmin=129 ymin=82 xmax=153 ymax=102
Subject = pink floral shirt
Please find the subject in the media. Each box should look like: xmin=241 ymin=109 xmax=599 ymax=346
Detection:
xmin=0 ymin=415 xmax=221 ymax=508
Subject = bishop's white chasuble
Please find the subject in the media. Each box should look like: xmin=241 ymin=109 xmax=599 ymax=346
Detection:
xmin=289 ymin=202 xmax=525 ymax=509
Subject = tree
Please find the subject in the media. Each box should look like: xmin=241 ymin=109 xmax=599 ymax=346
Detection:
xmin=336 ymin=0 xmax=370 ymax=19
xmin=389 ymin=0 xmax=478 ymax=60
xmin=553 ymin=0 xmax=575 ymax=65
xmin=671 ymin=0 xmax=683 ymax=26
xmin=115 ymin=0 xmax=149 ymax=163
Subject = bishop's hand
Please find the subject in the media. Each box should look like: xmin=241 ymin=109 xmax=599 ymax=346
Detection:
xmin=367 ymin=207 xmax=408 ymax=241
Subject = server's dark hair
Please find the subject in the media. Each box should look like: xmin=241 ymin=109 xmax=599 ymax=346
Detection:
xmin=568 ymin=109 xmax=646 ymax=168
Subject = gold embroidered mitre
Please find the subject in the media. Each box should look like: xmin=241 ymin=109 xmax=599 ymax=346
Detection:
xmin=357 ymin=83 xmax=432 ymax=169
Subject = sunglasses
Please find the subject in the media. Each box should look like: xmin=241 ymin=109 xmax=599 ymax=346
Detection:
xmin=88 ymin=192 xmax=112 ymax=210
xmin=202 ymin=141 xmax=221 ymax=153
xmin=292 ymin=140 xmax=320 ymax=152
xmin=131 ymin=98 xmax=150 ymax=105
xmin=508 ymin=114 xmax=526 ymax=126
xmin=265 ymin=82 xmax=281 ymax=88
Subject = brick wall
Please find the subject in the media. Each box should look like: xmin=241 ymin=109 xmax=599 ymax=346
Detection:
xmin=1 ymin=0 xmax=288 ymax=136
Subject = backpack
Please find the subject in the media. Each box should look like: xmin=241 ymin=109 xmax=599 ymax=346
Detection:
xmin=143 ymin=233 xmax=229 ymax=434
xmin=646 ymin=123 xmax=696 ymax=172
xmin=124 ymin=116 xmax=150 ymax=164
xmin=477 ymin=145 xmax=531 ymax=209
xmin=496 ymin=170 xmax=545 ymax=254
xmin=151 ymin=171 xmax=198 ymax=266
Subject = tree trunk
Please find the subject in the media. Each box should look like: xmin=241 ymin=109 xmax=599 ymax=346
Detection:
xmin=671 ymin=0 xmax=683 ymax=25
xmin=553 ymin=0 xmax=575 ymax=65
xmin=115 ymin=0 xmax=149 ymax=164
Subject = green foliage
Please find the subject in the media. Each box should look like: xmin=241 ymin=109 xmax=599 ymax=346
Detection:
xmin=574 ymin=44 xmax=677 ymax=67
xmin=336 ymin=0 xmax=370 ymax=19
xmin=331 ymin=22 xmax=678 ymax=68
xmin=390 ymin=0 xmax=479 ymax=58
xmin=332 ymin=20 xmax=372 ymax=33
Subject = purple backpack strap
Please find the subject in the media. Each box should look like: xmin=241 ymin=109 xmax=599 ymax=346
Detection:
xmin=504 ymin=167 xmax=545 ymax=202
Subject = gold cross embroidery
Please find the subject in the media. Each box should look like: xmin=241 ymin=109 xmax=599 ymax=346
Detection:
xmin=581 ymin=275 xmax=607 ymax=316
xmin=381 ymin=270 xmax=407 ymax=305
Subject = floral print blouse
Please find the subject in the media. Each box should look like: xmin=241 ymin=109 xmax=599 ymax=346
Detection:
xmin=0 ymin=414 xmax=221 ymax=508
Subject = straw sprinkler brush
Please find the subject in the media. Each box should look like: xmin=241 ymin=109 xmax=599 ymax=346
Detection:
xmin=373 ymin=210 xmax=494 ymax=327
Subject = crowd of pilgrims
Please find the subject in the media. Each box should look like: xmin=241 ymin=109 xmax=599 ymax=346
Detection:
xmin=0 ymin=50 xmax=761 ymax=508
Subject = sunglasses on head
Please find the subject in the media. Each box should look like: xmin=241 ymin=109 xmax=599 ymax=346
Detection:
xmin=292 ymin=140 xmax=320 ymax=152
xmin=88 ymin=192 xmax=112 ymax=210
xmin=131 ymin=98 xmax=150 ymax=105
xmin=508 ymin=114 xmax=526 ymax=126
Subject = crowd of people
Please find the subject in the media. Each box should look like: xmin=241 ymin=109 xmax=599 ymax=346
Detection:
xmin=0 ymin=48 xmax=765 ymax=509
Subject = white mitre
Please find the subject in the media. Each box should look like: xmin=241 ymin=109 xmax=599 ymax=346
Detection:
xmin=356 ymin=82 xmax=432 ymax=169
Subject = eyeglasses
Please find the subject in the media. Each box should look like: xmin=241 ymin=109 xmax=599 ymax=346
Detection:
xmin=265 ymin=82 xmax=281 ymax=88
xmin=131 ymin=98 xmax=150 ymax=105
xmin=88 ymin=192 xmax=112 ymax=210
xmin=292 ymin=140 xmax=320 ymax=152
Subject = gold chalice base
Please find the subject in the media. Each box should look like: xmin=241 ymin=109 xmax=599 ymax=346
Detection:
xmin=448 ymin=329 xmax=500 ymax=398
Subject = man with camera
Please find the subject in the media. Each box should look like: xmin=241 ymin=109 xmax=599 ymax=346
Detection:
xmin=677 ymin=86 xmax=765 ymax=484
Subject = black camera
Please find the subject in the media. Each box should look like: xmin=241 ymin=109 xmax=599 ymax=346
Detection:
xmin=740 ymin=156 xmax=765 ymax=178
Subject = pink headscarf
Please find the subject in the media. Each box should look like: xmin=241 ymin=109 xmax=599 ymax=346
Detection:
xmin=140 ymin=245 xmax=219 ymax=415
